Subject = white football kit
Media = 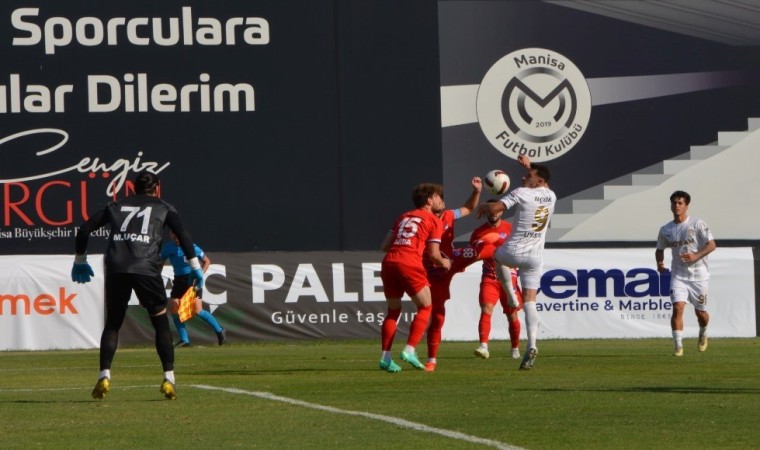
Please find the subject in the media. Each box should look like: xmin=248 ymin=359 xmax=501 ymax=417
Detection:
xmin=656 ymin=216 xmax=713 ymax=281
xmin=494 ymin=186 xmax=556 ymax=290
xmin=656 ymin=216 xmax=714 ymax=309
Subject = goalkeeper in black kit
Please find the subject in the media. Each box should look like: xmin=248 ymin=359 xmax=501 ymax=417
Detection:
xmin=71 ymin=171 xmax=204 ymax=400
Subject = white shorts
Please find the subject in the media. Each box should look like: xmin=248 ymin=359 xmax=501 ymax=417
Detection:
xmin=494 ymin=247 xmax=543 ymax=290
xmin=670 ymin=278 xmax=708 ymax=312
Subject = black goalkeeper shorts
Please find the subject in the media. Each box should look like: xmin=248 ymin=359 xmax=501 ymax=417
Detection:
xmin=106 ymin=273 xmax=168 ymax=316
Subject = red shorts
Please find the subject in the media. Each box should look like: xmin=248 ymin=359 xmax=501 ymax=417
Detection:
xmin=429 ymin=269 xmax=455 ymax=305
xmin=381 ymin=260 xmax=429 ymax=299
xmin=479 ymin=278 xmax=523 ymax=314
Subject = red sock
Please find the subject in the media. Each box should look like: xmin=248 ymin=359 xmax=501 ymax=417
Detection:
xmin=426 ymin=306 xmax=446 ymax=359
xmin=508 ymin=316 xmax=521 ymax=349
xmin=478 ymin=312 xmax=492 ymax=343
xmin=381 ymin=308 xmax=401 ymax=351
xmin=407 ymin=305 xmax=432 ymax=348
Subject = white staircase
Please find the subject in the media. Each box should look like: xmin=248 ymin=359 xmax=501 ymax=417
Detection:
xmin=546 ymin=117 xmax=760 ymax=241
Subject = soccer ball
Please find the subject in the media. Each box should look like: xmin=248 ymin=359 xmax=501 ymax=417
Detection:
xmin=484 ymin=170 xmax=510 ymax=195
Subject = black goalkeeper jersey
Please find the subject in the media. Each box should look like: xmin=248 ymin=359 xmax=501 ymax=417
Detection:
xmin=75 ymin=194 xmax=196 ymax=276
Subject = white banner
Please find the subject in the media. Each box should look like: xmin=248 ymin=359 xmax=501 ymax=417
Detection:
xmin=0 ymin=249 xmax=754 ymax=350
xmin=442 ymin=247 xmax=756 ymax=340
xmin=0 ymin=255 xmax=104 ymax=350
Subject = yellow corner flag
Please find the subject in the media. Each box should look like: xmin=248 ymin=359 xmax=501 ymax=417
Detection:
xmin=177 ymin=286 xmax=197 ymax=323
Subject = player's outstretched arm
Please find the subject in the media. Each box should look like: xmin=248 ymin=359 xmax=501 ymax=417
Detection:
xmin=457 ymin=177 xmax=483 ymax=218
xmin=476 ymin=200 xmax=506 ymax=219
xmin=518 ymin=154 xmax=531 ymax=170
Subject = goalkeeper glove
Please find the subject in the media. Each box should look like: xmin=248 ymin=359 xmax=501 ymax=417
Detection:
xmin=71 ymin=255 xmax=94 ymax=283
xmin=188 ymin=257 xmax=205 ymax=289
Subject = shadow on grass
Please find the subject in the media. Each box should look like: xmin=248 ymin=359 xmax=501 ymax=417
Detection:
xmin=2 ymin=398 xmax=171 ymax=404
xmin=190 ymin=368 xmax=324 ymax=375
xmin=517 ymin=386 xmax=760 ymax=395
xmin=189 ymin=366 xmax=372 ymax=376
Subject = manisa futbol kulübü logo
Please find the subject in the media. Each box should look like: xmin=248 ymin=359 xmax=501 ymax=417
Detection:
xmin=476 ymin=48 xmax=591 ymax=162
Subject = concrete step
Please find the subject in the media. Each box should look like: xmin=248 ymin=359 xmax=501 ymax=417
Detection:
xmin=662 ymin=159 xmax=700 ymax=174
xmin=546 ymin=227 xmax=572 ymax=241
xmin=544 ymin=119 xmax=747 ymax=242
xmin=631 ymin=173 xmax=672 ymax=185
xmin=572 ymin=199 xmax=615 ymax=213
xmin=554 ymin=198 xmax=575 ymax=214
xmin=717 ymin=131 xmax=748 ymax=145
xmin=603 ymin=184 xmax=651 ymax=199
xmin=689 ymin=145 xmax=727 ymax=160
xmin=549 ymin=213 xmax=593 ymax=229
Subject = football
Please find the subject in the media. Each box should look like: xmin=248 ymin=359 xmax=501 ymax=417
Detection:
xmin=484 ymin=170 xmax=510 ymax=195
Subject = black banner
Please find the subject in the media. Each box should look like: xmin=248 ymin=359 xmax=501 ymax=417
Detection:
xmin=119 ymin=251 xmax=423 ymax=344
xmin=0 ymin=0 xmax=444 ymax=254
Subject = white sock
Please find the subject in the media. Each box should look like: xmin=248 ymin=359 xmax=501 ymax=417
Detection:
xmin=381 ymin=351 xmax=392 ymax=362
xmin=673 ymin=330 xmax=683 ymax=348
xmin=403 ymin=344 xmax=415 ymax=355
xmin=523 ymin=302 xmax=539 ymax=351
xmin=479 ymin=343 xmax=488 ymax=349
xmin=699 ymin=326 xmax=708 ymax=338
xmin=496 ymin=265 xmax=519 ymax=307
xmin=427 ymin=357 xmax=437 ymax=364
xmin=99 ymin=369 xmax=110 ymax=380
xmin=164 ymin=371 xmax=175 ymax=384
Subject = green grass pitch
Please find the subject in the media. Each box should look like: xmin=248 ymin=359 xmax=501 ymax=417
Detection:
xmin=2 ymin=338 xmax=759 ymax=449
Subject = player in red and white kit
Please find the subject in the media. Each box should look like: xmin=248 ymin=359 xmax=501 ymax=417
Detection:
xmin=379 ymin=183 xmax=451 ymax=373
xmin=470 ymin=199 xmax=523 ymax=360
xmin=422 ymin=201 xmax=522 ymax=368
xmin=423 ymin=177 xmax=481 ymax=372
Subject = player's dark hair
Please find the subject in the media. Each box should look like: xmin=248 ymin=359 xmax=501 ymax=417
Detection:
xmin=532 ymin=163 xmax=551 ymax=183
xmin=412 ymin=183 xmax=444 ymax=208
xmin=670 ymin=190 xmax=691 ymax=205
xmin=134 ymin=171 xmax=160 ymax=195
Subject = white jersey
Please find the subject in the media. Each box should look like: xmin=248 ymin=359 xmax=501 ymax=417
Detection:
xmin=656 ymin=216 xmax=714 ymax=281
xmin=499 ymin=186 xmax=556 ymax=257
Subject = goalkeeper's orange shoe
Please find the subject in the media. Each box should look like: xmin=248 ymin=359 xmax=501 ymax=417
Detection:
xmin=424 ymin=362 xmax=436 ymax=372
xmin=91 ymin=377 xmax=110 ymax=400
xmin=160 ymin=379 xmax=177 ymax=400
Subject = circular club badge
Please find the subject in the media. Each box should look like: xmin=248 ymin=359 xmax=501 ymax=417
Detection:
xmin=476 ymin=48 xmax=591 ymax=162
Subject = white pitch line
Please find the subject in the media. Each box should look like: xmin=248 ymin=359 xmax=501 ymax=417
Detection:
xmin=192 ymin=384 xmax=524 ymax=450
